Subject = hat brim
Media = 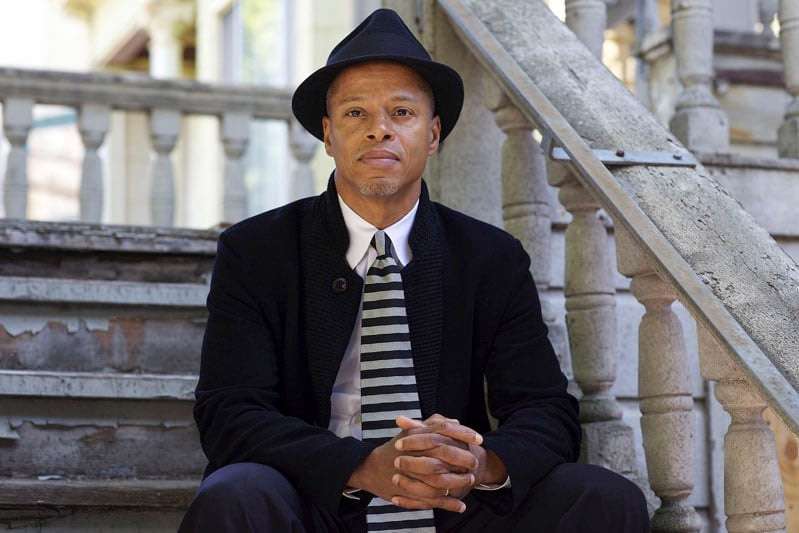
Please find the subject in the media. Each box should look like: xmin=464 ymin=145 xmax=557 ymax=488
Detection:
xmin=292 ymin=55 xmax=464 ymax=142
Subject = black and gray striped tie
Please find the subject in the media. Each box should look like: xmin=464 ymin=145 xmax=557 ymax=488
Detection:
xmin=360 ymin=231 xmax=435 ymax=532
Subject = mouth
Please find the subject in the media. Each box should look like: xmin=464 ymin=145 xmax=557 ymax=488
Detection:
xmin=359 ymin=150 xmax=399 ymax=168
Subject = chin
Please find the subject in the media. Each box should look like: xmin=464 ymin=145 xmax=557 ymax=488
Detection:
xmin=358 ymin=181 xmax=400 ymax=198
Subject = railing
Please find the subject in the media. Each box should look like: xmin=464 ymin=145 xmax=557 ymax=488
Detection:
xmin=0 ymin=68 xmax=319 ymax=226
xmin=435 ymin=0 xmax=799 ymax=531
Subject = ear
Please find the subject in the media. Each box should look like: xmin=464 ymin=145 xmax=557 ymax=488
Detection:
xmin=427 ymin=115 xmax=441 ymax=156
xmin=322 ymin=116 xmax=333 ymax=156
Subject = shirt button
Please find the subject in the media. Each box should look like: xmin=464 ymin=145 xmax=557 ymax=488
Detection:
xmin=332 ymin=277 xmax=347 ymax=292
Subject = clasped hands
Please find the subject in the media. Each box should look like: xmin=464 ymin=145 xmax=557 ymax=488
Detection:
xmin=348 ymin=414 xmax=507 ymax=513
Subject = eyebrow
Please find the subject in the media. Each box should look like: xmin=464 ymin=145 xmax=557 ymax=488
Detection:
xmin=334 ymin=94 xmax=420 ymax=106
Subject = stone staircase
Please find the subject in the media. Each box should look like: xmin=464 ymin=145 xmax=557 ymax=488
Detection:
xmin=0 ymin=220 xmax=216 ymax=531
xmin=1 ymin=0 xmax=798 ymax=531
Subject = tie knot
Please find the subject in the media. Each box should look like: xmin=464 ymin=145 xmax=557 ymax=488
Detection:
xmin=371 ymin=231 xmax=393 ymax=258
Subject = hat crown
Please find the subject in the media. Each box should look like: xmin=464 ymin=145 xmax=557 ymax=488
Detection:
xmin=327 ymin=8 xmax=431 ymax=65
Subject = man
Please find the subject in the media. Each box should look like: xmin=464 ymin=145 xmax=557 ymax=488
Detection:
xmin=179 ymin=8 xmax=649 ymax=532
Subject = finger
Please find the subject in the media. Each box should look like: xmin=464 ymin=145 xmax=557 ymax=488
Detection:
xmin=397 ymin=470 xmax=476 ymax=491
xmin=424 ymin=413 xmax=460 ymax=425
xmin=399 ymin=428 xmax=470 ymax=451
xmin=392 ymin=472 xmax=441 ymax=499
xmin=396 ymin=444 xmax=478 ymax=471
xmin=394 ymin=455 xmax=447 ymax=475
xmin=391 ymin=495 xmax=466 ymax=514
xmin=425 ymin=421 xmax=483 ymax=446
xmin=397 ymin=420 xmax=483 ymax=447
xmin=395 ymin=437 xmax=479 ymax=470
xmin=395 ymin=416 xmax=426 ymax=431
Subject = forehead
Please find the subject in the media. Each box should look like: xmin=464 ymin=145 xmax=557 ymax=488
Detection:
xmin=328 ymin=61 xmax=431 ymax=102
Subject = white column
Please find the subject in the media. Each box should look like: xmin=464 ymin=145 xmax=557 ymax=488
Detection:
xmin=669 ymin=0 xmax=730 ymax=153
xmin=147 ymin=0 xmax=194 ymax=79
xmin=289 ymin=120 xmax=318 ymax=200
xmin=149 ymin=108 xmax=181 ymax=226
xmin=78 ymin=103 xmax=110 ymax=223
xmin=778 ymin=0 xmax=799 ymax=158
xmin=220 ymin=111 xmax=250 ymax=223
xmin=697 ymin=326 xmax=787 ymax=532
xmin=759 ymin=0 xmax=779 ymax=37
xmin=616 ymin=226 xmax=701 ymax=532
xmin=2 ymin=98 xmax=33 ymax=219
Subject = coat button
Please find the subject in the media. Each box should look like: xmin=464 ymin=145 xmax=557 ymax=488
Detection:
xmin=332 ymin=277 xmax=347 ymax=292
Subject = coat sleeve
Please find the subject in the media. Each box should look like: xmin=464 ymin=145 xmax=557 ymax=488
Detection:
xmin=193 ymin=231 xmax=377 ymax=516
xmin=478 ymin=238 xmax=581 ymax=515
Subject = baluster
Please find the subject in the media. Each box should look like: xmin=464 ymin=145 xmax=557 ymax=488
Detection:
xmin=562 ymin=0 xmax=621 ymax=424
xmin=759 ymin=0 xmax=778 ymax=38
xmin=565 ymin=0 xmax=608 ymax=59
xmin=669 ymin=0 xmax=729 ymax=153
xmin=221 ymin=111 xmax=250 ymax=223
xmin=2 ymin=98 xmax=33 ymax=219
xmin=557 ymin=0 xmax=637 ymax=473
xmin=697 ymin=326 xmax=787 ymax=532
xmin=548 ymin=165 xmax=621 ymax=423
xmin=289 ymin=120 xmax=318 ymax=200
xmin=778 ymin=0 xmax=799 ymax=158
xmin=149 ymin=108 xmax=180 ymax=226
xmin=616 ymin=226 xmax=701 ymax=532
xmin=484 ymin=81 xmax=556 ymax=333
xmin=78 ymin=103 xmax=110 ymax=223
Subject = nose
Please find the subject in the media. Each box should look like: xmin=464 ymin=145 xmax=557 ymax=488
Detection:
xmin=366 ymin=111 xmax=394 ymax=142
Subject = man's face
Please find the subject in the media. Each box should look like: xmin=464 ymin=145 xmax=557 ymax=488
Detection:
xmin=322 ymin=61 xmax=441 ymax=201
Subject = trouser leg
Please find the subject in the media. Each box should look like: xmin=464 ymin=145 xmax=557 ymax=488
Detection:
xmin=438 ymin=462 xmax=650 ymax=533
xmin=177 ymin=462 xmax=346 ymax=533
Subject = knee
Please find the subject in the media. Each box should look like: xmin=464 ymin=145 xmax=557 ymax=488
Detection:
xmin=582 ymin=465 xmax=647 ymax=514
xmin=193 ymin=462 xmax=298 ymax=510
xmin=546 ymin=463 xmax=650 ymax=531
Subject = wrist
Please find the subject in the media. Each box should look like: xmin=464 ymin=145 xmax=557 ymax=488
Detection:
xmin=478 ymin=447 xmax=508 ymax=485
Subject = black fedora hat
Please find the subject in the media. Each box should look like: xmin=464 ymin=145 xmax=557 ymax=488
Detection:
xmin=292 ymin=8 xmax=464 ymax=141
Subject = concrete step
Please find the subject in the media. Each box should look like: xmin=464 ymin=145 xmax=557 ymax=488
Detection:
xmin=0 ymin=478 xmax=196 ymax=531
xmin=0 ymin=370 xmax=203 ymax=480
xmin=0 ymin=220 xmax=215 ymax=375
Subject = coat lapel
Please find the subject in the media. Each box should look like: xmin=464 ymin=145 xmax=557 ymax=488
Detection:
xmin=302 ymin=177 xmax=363 ymax=427
xmin=402 ymin=183 xmax=443 ymax=418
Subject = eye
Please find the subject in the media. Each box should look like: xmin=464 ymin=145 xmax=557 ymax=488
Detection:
xmin=346 ymin=109 xmax=363 ymax=118
xmin=394 ymin=108 xmax=412 ymax=117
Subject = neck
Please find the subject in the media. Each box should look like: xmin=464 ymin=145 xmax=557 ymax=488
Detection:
xmin=335 ymin=175 xmax=421 ymax=229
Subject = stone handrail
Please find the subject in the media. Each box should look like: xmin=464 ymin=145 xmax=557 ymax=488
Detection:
xmin=0 ymin=68 xmax=318 ymax=226
xmin=437 ymin=0 xmax=797 ymax=530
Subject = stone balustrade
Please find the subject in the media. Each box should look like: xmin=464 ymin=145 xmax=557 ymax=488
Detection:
xmin=438 ymin=1 xmax=799 ymax=532
xmin=0 ymin=68 xmax=318 ymax=225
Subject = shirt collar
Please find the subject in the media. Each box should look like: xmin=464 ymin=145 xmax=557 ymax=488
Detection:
xmin=338 ymin=194 xmax=418 ymax=269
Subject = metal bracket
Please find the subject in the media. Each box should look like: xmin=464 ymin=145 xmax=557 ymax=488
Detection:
xmin=549 ymin=146 xmax=698 ymax=167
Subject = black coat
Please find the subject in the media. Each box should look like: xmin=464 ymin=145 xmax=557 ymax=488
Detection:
xmin=194 ymin=177 xmax=580 ymax=519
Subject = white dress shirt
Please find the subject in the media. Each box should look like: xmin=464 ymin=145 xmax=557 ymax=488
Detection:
xmin=331 ymin=193 xmax=510 ymax=492
xmin=329 ymin=194 xmax=417 ymax=440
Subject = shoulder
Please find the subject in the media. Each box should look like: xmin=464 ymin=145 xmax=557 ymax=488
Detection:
xmin=220 ymin=196 xmax=315 ymax=251
xmin=433 ymin=202 xmax=523 ymax=261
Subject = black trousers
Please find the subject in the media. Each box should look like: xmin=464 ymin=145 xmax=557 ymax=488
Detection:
xmin=178 ymin=462 xmax=649 ymax=532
